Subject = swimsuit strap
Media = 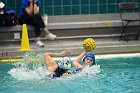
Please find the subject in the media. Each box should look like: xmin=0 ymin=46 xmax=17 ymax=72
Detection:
xmin=72 ymin=68 xmax=82 ymax=74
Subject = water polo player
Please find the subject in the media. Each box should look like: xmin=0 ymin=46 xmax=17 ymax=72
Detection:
xmin=44 ymin=38 xmax=96 ymax=77
xmin=44 ymin=50 xmax=72 ymax=77
xmin=44 ymin=50 xmax=96 ymax=78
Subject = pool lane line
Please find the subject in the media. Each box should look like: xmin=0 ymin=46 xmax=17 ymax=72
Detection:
xmin=0 ymin=53 xmax=140 ymax=62
xmin=0 ymin=58 xmax=22 ymax=62
xmin=0 ymin=57 xmax=76 ymax=62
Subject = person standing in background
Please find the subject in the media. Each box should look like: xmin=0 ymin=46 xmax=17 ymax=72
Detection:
xmin=20 ymin=0 xmax=56 ymax=47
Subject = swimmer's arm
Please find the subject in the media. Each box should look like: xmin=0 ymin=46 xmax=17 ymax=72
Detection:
xmin=44 ymin=50 xmax=70 ymax=72
xmin=45 ymin=50 xmax=70 ymax=57
xmin=73 ymin=50 xmax=87 ymax=68
xmin=44 ymin=52 xmax=58 ymax=72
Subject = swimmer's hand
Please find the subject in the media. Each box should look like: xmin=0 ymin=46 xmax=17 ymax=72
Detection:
xmin=59 ymin=50 xmax=70 ymax=57
xmin=29 ymin=0 xmax=37 ymax=3
xmin=33 ymin=0 xmax=37 ymax=3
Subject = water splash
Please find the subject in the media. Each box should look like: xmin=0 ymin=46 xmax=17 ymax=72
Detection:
xmin=70 ymin=65 xmax=101 ymax=78
xmin=8 ymin=51 xmax=53 ymax=80
xmin=8 ymin=51 xmax=101 ymax=80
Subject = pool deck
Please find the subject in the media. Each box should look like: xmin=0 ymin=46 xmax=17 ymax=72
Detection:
xmin=0 ymin=35 xmax=140 ymax=61
xmin=1 ymin=14 xmax=140 ymax=61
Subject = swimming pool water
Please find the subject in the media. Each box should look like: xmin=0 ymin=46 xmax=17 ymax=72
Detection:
xmin=0 ymin=53 xmax=140 ymax=93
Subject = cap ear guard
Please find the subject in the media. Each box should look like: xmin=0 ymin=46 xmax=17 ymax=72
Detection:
xmin=58 ymin=57 xmax=72 ymax=70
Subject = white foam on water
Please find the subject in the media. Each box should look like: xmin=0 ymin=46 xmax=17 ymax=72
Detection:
xmin=8 ymin=62 xmax=53 ymax=80
xmin=8 ymin=51 xmax=53 ymax=80
xmin=8 ymin=51 xmax=139 ymax=80
xmin=69 ymin=65 xmax=101 ymax=78
xmin=8 ymin=62 xmax=101 ymax=80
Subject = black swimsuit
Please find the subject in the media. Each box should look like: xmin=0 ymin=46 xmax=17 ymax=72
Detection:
xmin=53 ymin=67 xmax=68 ymax=78
xmin=53 ymin=67 xmax=83 ymax=78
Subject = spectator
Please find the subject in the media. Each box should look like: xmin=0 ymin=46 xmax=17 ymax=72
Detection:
xmin=19 ymin=0 xmax=56 ymax=47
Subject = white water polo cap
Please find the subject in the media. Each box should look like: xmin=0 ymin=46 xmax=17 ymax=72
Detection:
xmin=58 ymin=57 xmax=72 ymax=70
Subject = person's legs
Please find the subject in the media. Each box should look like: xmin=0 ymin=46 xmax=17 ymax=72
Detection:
xmin=20 ymin=14 xmax=56 ymax=47
xmin=20 ymin=15 xmax=44 ymax=47
xmin=33 ymin=14 xmax=56 ymax=40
